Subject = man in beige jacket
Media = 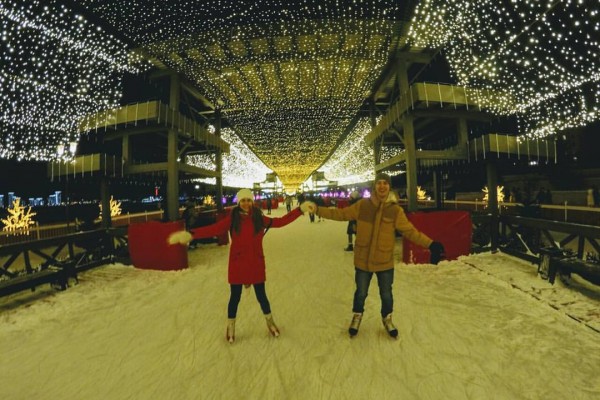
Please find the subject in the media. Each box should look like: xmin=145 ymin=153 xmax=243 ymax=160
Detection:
xmin=307 ymin=173 xmax=444 ymax=338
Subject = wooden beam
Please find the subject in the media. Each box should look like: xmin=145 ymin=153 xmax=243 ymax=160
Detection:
xmin=412 ymin=109 xmax=494 ymax=122
xmin=178 ymin=164 xmax=220 ymax=178
xmin=126 ymin=162 xmax=169 ymax=174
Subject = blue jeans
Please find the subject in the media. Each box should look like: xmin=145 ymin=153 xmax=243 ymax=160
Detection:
xmin=352 ymin=268 xmax=394 ymax=317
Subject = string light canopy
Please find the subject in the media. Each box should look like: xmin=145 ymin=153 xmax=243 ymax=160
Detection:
xmin=319 ymin=118 xmax=375 ymax=186
xmin=408 ymin=0 xmax=600 ymax=140
xmin=75 ymin=0 xmax=413 ymax=189
xmin=0 ymin=0 xmax=146 ymax=161
xmin=187 ymin=126 xmax=272 ymax=188
xmin=3 ymin=0 xmax=599 ymax=191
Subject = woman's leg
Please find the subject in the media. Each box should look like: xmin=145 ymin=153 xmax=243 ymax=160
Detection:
xmin=253 ymin=282 xmax=272 ymax=314
xmin=228 ymin=284 xmax=243 ymax=319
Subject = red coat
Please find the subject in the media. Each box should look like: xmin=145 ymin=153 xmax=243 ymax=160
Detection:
xmin=190 ymin=207 xmax=302 ymax=284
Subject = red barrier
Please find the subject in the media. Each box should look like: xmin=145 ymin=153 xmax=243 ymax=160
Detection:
xmin=128 ymin=220 xmax=188 ymax=270
xmin=402 ymin=211 xmax=472 ymax=264
xmin=260 ymin=199 xmax=279 ymax=209
xmin=336 ymin=199 xmax=350 ymax=208
xmin=215 ymin=210 xmax=230 ymax=246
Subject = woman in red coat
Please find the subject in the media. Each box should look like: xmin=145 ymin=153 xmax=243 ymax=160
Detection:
xmin=188 ymin=188 xmax=305 ymax=343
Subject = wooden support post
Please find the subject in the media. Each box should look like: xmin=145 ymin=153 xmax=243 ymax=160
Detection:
xmin=404 ymin=116 xmax=418 ymax=212
xmin=486 ymin=159 xmax=499 ymax=252
xmin=396 ymin=61 xmax=418 ymax=211
xmin=215 ymin=109 xmax=224 ymax=212
xmin=457 ymin=118 xmax=468 ymax=147
xmin=167 ymin=74 xmax=181 ymax=222
xmin=121 ymin=134 xmax=130 ymax=169
xmin=433 ymin=170 xmax=442 ymax=209
xmin=100 ymin=176 xmax=112 ymax=229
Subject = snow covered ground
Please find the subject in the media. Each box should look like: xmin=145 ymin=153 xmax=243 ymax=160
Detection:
xmin=1 ymin=207 xmax=600 ymax=399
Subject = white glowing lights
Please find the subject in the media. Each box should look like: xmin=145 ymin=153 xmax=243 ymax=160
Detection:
xmin=320 ymin=118 xmax=375 ymax=186
xmin=0 ymin=0 xmax=146 ymax=161
xmin=408 ymin=0 xmax=600 ymax=139
xmin=187 ymin=127 xmax=272 ymax=188
xmin=4 ymin=1 xmax=597 ymax=190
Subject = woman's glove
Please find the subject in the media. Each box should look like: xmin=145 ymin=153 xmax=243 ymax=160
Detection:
xmin=429 ymin=241 xmax=445 ymax=265
xmin=300 ymin=201 xmax=317 ymax=214
xmin=168 ymin=231 xmax=193 ymax=245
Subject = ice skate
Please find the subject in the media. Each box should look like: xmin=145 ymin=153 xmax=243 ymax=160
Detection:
xmin=344 ymin=244 xmax=353 ymax=251
xmin=265 ymin=313 xmax=280 ymax=337
xmin=226 ymin=318 xmax=236 ymax=343
xmin=348 ymin=312 xmax=362 ymax=337
xmin=382 ymin=314 xmax=398 ymax=338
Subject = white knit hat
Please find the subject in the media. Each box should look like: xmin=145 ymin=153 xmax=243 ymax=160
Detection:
xmin=236 ymin=188 xmax=254 ymax=203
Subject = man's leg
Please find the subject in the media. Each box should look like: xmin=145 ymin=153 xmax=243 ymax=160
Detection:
xmin=349 ymin=268 xmax=373 ymax=336
xmin=376 ymin=269 xmax=398 ymax=338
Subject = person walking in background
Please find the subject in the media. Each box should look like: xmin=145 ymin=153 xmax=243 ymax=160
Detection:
xmin=169 ymin=188 xmax=311 ymax=343
xmin=304 ymin=173 xmax=444 ymax=339
xmin=344 ymin=190 xmax=361 ymax=251
xmin=307 ymin=194 xmax=316 ymax=223
xmin=285 ymin=194 xmax=293 ymax=212
xmin=315 ymin=194 xmax=325 ymax=222
xmin=266 ymin=195 xmax=272 ymax=215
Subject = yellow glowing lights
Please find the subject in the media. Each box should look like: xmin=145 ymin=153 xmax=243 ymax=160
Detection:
xmin=482 ymin=185 xmax=505 ymax=203
xmin=76 ymin=0 xmax=406 ymax=189
xmin=1 ymin=198 xmax=37 ymax=234
xmin=2 ymin=1 xmax=599 ymax=189
xmin=99 ymin=196 xmax=122 ymax=218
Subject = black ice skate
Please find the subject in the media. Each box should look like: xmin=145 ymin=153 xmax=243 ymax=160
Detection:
xmin=348 ymin=312 xmax=362 ymax=337
xmin=344 ymin=244 xmax=354 ymax=251
xmin=382 ymin=314 xmax=398 ymax=338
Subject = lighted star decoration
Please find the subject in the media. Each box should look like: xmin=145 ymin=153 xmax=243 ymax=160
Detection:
xmin=1 ymin=197 xmax=36 ymax=234
xmin=76 ymin=0 xmax=410 ymax=189
xmin=408 ymin=0 xmax=600 ymax=139
xmin=99 ymin=195 xmax=122 ymax=218
xmin=482 ymin=185 xmax=505 ymax=204
xmin=203 ymin=195 xmax=216 ymax=207
xmin=416 ymin=186 xmax=427 ymax=201
xmin=0 ymin=0 xmax=147 ymax=161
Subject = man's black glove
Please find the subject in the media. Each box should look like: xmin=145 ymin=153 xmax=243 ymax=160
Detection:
xmin=429 ymin=241 xmax=445 ymax=265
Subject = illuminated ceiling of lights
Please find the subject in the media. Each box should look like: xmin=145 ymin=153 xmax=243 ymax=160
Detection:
xmin=1 ymin=0 xmax=599 ymax=190
xmin=409 ymin=0 xmax=600 ymax=140
xmin=73 ymin=0 xmax=414 ymax=189
xmin=0 ymin=0 xmax=145 ymax=161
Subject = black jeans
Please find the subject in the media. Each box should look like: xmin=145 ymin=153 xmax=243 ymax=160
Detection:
xmin=228 ymin=282 xmax=271 ymax=318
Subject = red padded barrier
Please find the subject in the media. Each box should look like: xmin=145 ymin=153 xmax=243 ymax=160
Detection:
xmin=215 ymin=210 xmax=229 ymax=246
xmin=128 ymin=220 xmax=188 ymax=270
xmin=336 ymin=199 xmax=349 ymax=208
xmin=261 ymin=199 xmax=279 ymax=209
xmin=402 ymin=211 xmax=472 ymax=264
